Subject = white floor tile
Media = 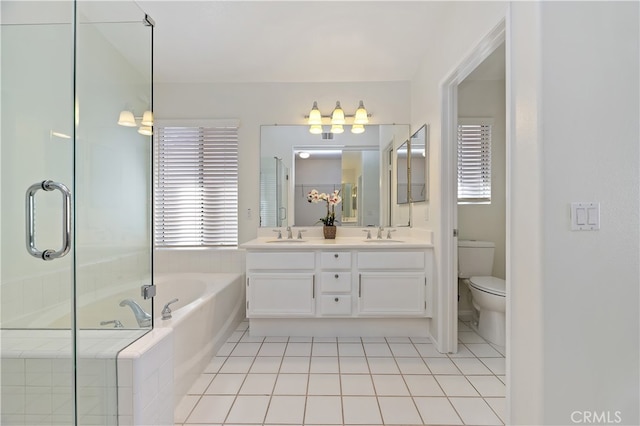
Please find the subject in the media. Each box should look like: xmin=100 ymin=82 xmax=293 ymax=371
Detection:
xmin=458 ymin=321 xmax=473 ymax=332
xmin=388 ymin=343 xmax=420 ymax=357
xmin=203 ymin=356 xmax=226 ymax=373
xmin=367 ymin=357 xmax=400 ymax=374
xmin=285 ymin=342 xmax=312 ymax=357
xmin=185 ymin=395 xmax=234 ymax=424
xmin=485 ymin=397 xmax=507 ymax=423
xmin=449 ymin=397 xmax=503 ymax=425
xmin=363 ymin=343 xmax=392 ymax=357
xmin=414 ymin=343 xmax=447 ymax=358
xmin=187 ymin=373 xmax=214 ymax=395
xmin=480 ymin=357 xmax=506 ymax=375
xmin=309 ymin=356 xmax=339 ymax=373
xmin=312 ymin=342 xmax=339 ymax=357
xmin=465 ymin=343 xmax=503 ymax=358
xmin=280 ymin=356 xmax=310 ymax=373
xmin=258 ymin=342 xmax=287 ymax=357
xmin=250 ymin=356 xmax=282 ymax=373
xmin=227 ymin=331 xmax=245 ymax=342
xmin=339 ymin=357 xmax=370 ymax=374
xmin=403 ymin=375 xmax=445 ymax=396
xmin=264 ymin=336 xmax=289 ymax=343
xmin=458 ymin=331 xmax=487 ymax=343
xmin=490 ymin=343 xmax=506 ymax=356
xmin=288 ymin=336 xmax=313 ymax=343
xmin=225 ymin=395 xmax=270 ymax=424
xmin=230 ymin=342 xmax=262 ymax=357
xmin=410 ymin=336 xmax=432 ymax=344
xmin=448 ymin=344 xmax=477 ymax=358
xmin=452 ymin=358 xmax=493 ymax=375
xmin=342 ymin=396 xmax=382 ymax=424
xmin=340 ymin=374 xmax=375 ymax=395
xmin=377 ymin=396 xmax=422 ymax=425
xmin=361 ymin=337 xmax=386 ymax=343
xmin=265 ymin=395 xmax=306 ymax=424
xmin=424 ymin=358 xmax=461 ymax=375
xmin=218 ymin=357 xmax=254 ymax=374
xmin=304 ymin=396 xmax=342 ymax=424
xmin=205 ymin=373 xmax=245 ymax=395
xmin=467 ymin=375 xmax=506 ymax=397
xmin=313 ymin=337 xmax=338 ymax=342
xmin=174 ymin=395 xmax=199 ymax=423
xmin=308 ymin=374 xmax=341 ymax=395
xmin=338 ymin=336 xmax=362 ymax=343
xmin=395 ymin=357 xmax=430 ymax=375
xmin=338 ymin=343 xmax=365 ymax=357
xmin=386 ymin=337 xmax=412 ymax=343
xmin=371 ymin=375 xmax=409 ymax=396
xmin=413 ymin=396 xmax=463 ymax=425
xmin=239 ymin=373 xmax=277 ymax=395
xmin=240 ymin=334 xmax=265 ymax=343
xmin=273 ymin=373 xmax=308 ymax=395
xmin=216 ymin=342 xmax=236 ymax=357
xmin=435 ymin=375 xmax=480 ymax=397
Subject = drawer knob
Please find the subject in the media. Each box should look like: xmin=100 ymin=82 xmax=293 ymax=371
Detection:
xmin=334 ymin=254 xmax=339 ymax=258
xmin=334 ymin=274 xmax=339 ymax=279
xmin=335 ymin=297 xmax=339 ymax=302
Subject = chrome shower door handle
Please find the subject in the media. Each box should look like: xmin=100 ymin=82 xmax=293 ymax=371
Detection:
xmin=26 ymin=180 xmax=72 ymax=261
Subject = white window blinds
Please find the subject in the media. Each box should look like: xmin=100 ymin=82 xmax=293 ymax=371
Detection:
xmin=457 ymin=122 xmax=492 ymax=203
xmin=154 ymin=124 xmax=238 ymax=247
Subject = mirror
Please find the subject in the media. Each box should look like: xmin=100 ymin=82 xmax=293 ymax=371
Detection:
xmin=260 ymin=124 xmax=410 ymax=228
xmin=410 ymin=124 xmax=428 ymax=203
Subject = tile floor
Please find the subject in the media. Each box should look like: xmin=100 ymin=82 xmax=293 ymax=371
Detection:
xmin=175 ymin=320 xmax=506 ymax=425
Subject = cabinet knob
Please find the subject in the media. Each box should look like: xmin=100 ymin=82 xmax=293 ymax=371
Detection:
xmin=334 ymin=253 xmax=339 ymax=258
xmin=334 ymin=274 xmax=339 ymax=279
xmin=335 ymin=297 xmax=339 ymax=302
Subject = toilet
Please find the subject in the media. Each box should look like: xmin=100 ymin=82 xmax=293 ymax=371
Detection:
xmin=458 ymin=240 xmax=506 ymax=347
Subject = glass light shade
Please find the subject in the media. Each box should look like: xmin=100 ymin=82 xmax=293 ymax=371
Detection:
xmin=354 ymin=100 xmax=369 ymax=124
xmin=330 ymin=124 xmax=344 ymax=134
xmin=141 ymin=110 xmax=154 ymax=126
xmin=138 ymin=126 xmax=153 ymax=136
xmin=351 ymin=124 xmax=365 ymax=134
xmin=309 ymin=124 xmax=323 ymax=134
xmin=118 ymin=110 xmax=136 ymax=127
xmin=308 ymin=101 xmax=322 ymax=125
xmin=331 ymin=101 xmax=345 ymax=125
xmin=298 ymin=152 xmax=310 ymax=159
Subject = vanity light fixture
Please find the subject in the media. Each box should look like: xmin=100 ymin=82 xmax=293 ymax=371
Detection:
xmin=118 ymin=109 xmax=154 ymax=135
xmin=305 ymin=100 xmax=371 ymax=134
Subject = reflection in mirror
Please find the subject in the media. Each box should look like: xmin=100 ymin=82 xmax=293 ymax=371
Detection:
xmin=260 ymin=125 xmax=410 ymax=227
xmin=397 ymin=140 xmax=409 ymax=204
xmin=410 ymin=124 xmax=428 ymax=202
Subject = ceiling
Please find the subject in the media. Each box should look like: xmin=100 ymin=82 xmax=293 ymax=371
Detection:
xmin=137 ymin=1 xmax=449 ymax=84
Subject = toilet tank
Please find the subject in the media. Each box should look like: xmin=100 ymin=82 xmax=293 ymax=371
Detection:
xmin=458 ymin=240 xmax=495 ymax=278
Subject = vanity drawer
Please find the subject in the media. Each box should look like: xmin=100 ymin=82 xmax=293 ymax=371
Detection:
xmin=320 ymin=295 xmax=352 ymax=316
xmin=320 ymin=251 xmax=352 ymax=269
xmin=247 ymin=252 xmax=315 ymax=270
xmin=320 ymin=272 xmax=352 ymax=293
xmin=357 ymin=251 xmax=425 ymax=269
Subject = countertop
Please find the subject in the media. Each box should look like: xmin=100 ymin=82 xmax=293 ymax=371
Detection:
xmin=241 ymin=236 xmax=433 ymax=250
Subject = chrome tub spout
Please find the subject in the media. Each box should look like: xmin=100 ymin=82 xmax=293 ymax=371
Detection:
xmin=119 ymin=299 xmax=152 ymax=327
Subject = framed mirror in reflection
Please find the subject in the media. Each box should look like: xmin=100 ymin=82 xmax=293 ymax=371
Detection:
xmin=397 ymin=124 xmax=428 ymax=204
xmin=260 ymin=125 xmax=410 ymax=228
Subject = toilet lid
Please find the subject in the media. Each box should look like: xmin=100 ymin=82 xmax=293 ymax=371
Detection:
xmin=469 ymin=276 xmax=506 ymax=297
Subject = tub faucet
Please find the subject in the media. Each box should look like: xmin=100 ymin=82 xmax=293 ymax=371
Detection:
xmin=100 ymin=319 xmax=124 ymax=328
xmin=161 ymin=298 xmax=179 ymax=320
xmin=119 ymin=299 xmax=152 ymax=327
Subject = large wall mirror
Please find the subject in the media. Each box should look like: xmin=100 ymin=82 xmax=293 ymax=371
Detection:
xmin=397 ymin=124 xmax=428 ymax=204
xmin=260 ymin=125 xmax=410 ymax=228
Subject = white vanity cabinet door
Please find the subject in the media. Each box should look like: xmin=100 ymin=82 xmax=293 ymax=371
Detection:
xmin=247 ymin=273 xmax=315 ymax=317
xmin=358 ymin=272 xmax=426 ymax=316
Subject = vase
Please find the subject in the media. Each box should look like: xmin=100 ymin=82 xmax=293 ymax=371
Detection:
xmin=323 ymin=225 xmax=337 ymax=239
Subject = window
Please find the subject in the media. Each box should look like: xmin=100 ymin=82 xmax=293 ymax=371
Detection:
xmin=457 ymin=121 xmax=492 ymax=204
xmin=154 ymin=121 xmax=238 ymax=247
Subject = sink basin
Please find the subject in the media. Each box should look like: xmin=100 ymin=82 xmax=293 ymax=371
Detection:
xmin=363 ymin=239 xmax=404 ymax=243
xmin=266 ymin=239 xmax=307 ymax=243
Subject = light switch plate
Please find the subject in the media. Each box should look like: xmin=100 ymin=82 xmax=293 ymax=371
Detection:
xmin=571 ymin=202 xmax=600 ymax=231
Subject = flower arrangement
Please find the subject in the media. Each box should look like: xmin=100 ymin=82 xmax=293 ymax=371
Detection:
xmin=307 ymin=189 xmax=342 ymax=226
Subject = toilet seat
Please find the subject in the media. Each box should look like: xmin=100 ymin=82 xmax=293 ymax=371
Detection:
xmin=468 ymin=276 xmax=505 ymax=297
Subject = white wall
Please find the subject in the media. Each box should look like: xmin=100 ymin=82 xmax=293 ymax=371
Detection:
xmin=154 ymin=81 xmax=411 ymax=244
xmin=510 ymin=2 xmax=639 ymax=424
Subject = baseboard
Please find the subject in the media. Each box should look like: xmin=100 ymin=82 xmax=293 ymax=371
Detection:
xmin=458 ymin=310 xmax=473 ymax=322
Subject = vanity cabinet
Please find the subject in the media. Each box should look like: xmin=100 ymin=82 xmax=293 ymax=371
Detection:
xmin=245 ymin=247 xmax=433 ymax=320
xmin=246 ymin=252 xmax=315 ymax=317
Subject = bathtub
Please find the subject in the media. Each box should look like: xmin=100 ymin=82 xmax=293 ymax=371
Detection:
xmin=152 ymin=272 xmax=246 ymax=402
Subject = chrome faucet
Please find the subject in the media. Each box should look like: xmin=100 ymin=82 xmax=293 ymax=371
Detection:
xmin=100 ymin=319 xmax=124 ymax=328
xmin=161 ymin=298 xmax=179 ymax=320
xmin=286 ymin=226 xmax=293 ymax=239
xmin=386 ymin=228 xmax=396 ymax=239
xmin=377 ymin=226 xmax=384 ymax=239
xmin=363 ymin=229 xmax=372 ymax=239
xmin=273 ymin=229 xmax=282 ymax=239
xmin=119 ymin=299 xmax=152 ymax=327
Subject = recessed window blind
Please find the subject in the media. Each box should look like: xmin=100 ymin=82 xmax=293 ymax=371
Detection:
xmin=457 ymin=123 xmax=492 ymax=203
xmin=154 ymin=124 xmax=238 ymax=247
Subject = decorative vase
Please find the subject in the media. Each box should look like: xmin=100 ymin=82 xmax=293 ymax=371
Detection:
xmin=323 ymin=225 xmax=337 ymax=239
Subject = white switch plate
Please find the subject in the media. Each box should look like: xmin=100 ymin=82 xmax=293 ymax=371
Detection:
xmin=571 ymin=202 xmax=600 ymax=231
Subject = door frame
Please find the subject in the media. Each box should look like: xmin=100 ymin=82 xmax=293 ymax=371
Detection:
xmin=439 ymin=20 xmax=506 ymax=354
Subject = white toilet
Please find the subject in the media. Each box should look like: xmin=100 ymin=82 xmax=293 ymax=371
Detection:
xmin=458 ymin=240 xmax=506 ymax=347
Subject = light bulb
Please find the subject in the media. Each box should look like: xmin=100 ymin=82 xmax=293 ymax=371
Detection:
xmin=354 ymin=100 xmax=369 ymax=124
xmin=330 ymin=124 xmax=344 ymax=134
xmin=309 ymin=124 xmax=323 ymax=134
xmin=351 ymin=124 xmax=365 ymax=134
xmin=117 ymin=110 xmax=136 ymax=127
xmin=331 ymin=101 xmax=345 ymax=125
xmin=141 ymin=110 xmax=154 ymax=126
xmin=308 ymin=101 xmax=322 ymax=125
